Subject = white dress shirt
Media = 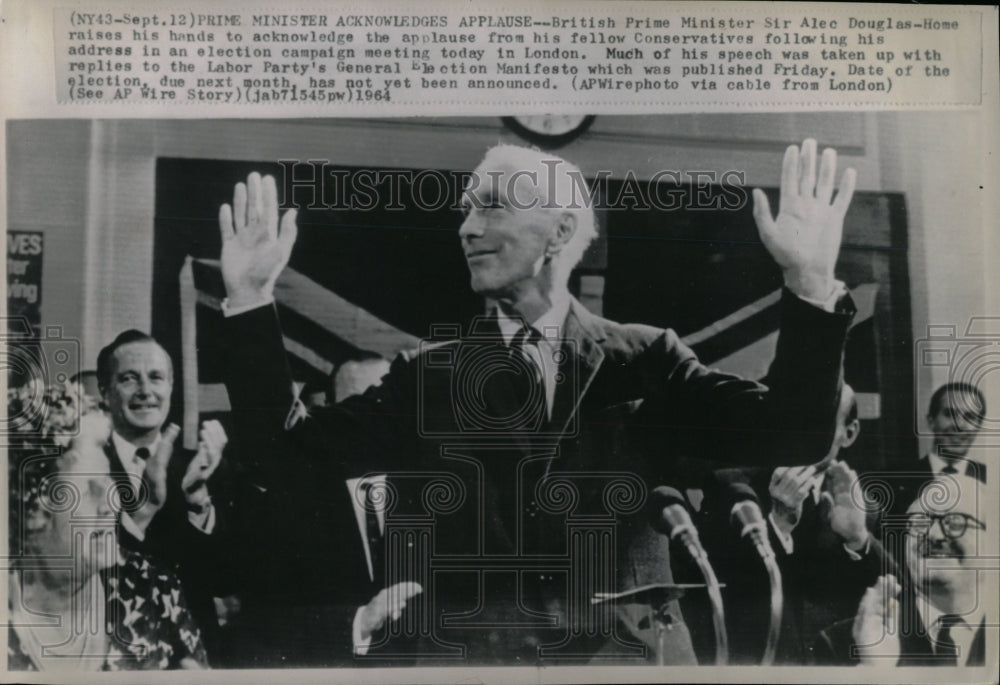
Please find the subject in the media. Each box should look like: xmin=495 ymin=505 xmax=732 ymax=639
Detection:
xmin=348 ymin=474 xmax=388 ymax=655
xmin=345 ymin=475 xmax=387 ymax=583
xmin=917 ymin=596 xmax=985 ymax=665
xmin=494 ymin=293 xmax=572 ymax=420
xmin=111 ymin=431 xmax=216 ymax=539
xmin=928 ymin=452 xmax=965 ymax=475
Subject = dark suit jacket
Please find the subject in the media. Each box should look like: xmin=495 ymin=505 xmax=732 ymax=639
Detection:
xmin=105 ymin=438 xmax=236 ymax=663
xmin=220 ymin=471 xmax=382 ymax=668
xmin=221 ymin=289 xmax=853 ymax=665
xmin=813 ymin=596 xmax=986 ymax=666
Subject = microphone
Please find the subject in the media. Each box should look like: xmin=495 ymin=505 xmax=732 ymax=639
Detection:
xmin=651 ymin=486 xmax=708 ymax=562
xmin=727 ymin=483 xmax=777 ymax=563
xmin=650 ymin=486 xmax=728 ymax=665
xmin=724 ymin=481 xmax=783 ymax=666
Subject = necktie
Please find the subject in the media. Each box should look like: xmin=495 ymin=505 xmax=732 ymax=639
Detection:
xmin=135 ymin=447 xmax=151 ymax=461
xmin=935 ymin=614 xmax=961 ymax=664
xmin=360 ymin=480 xmax=383 ymax=584
xmin=509 ymin=324 xmax=546 ymax=422
xmin=941 ymin=461 xmax=959 ymax=475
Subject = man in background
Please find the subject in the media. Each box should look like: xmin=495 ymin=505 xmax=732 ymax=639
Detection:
xmin=698 ymin=384 xmax=885 ymax=663
xmin=223 ymin=349 xmax=415 ymax=667
xmin=921 ymin=383 xmax=987 ymax=482
xmin=814 ymin=473 xmax=993 ymax=666
xmin=97 ymin=329 xmax=235 ymax=662
xmin=891 ymin=382 xmax=987 ymax=517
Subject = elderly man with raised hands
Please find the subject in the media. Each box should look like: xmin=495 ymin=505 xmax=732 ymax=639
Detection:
xmin=214 ymin=139 xmax=858 ymax=664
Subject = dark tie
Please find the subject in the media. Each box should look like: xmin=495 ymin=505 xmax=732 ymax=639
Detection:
xmin=135 ymin=446 xmax=151 ymax=461
xmin=360 ymin=481 xmax=383 ymax=584
xmin=509 ymin=324 xmax=546 ymax=423
xmin=941 ymin=461 xmax=959 ymax=474
xmin=935 ymin=614 xmax=961 ymax=664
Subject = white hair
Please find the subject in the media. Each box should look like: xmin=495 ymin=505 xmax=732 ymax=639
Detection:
xmin=477 ymin=144 xmax=598 ymax=282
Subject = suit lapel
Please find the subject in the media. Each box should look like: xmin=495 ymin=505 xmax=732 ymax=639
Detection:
xmin=104 ymin=439 xmax=145 ymax=549
xmin=104 ymin=439 xmax=126 ymax=475
xmin=548 ymin=298 xmax=605 ymax=438
xmin=964 ymin=459 xmax=986 ymax=484
xmin=104 ymin=439 xmax=136 ymax=513
xmin=968 ymin=619 xmax=986 ymax=666
xmin=918 ymin=454 xmax=933 ymax=475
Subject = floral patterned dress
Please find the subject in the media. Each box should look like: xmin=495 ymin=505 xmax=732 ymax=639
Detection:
xmin=8 ymin=547 xmax=208 ymax=670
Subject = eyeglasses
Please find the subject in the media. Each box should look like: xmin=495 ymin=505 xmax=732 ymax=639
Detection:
xmin=905 ymin=512 xmax=986 ymax=539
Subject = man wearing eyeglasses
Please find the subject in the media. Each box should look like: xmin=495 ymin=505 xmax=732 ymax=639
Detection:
xmin=814 ymin=473 xmax=994 ymax=666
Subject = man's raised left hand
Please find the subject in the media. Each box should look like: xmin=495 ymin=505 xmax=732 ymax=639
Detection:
xmin=752 ymin=138 xmax=856 ymax=302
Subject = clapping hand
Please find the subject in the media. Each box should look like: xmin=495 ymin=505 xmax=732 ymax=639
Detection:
xmin=182 ymin=420 xmax=227 ymax=513
xmin=821 ymin=460 xmax=869 ymax=551
xmin=769 ymin=464 xmax=816 ymax=538
xmin=131 ymin=423 xmax=181 ymax=534
xmin=218 ymin=172 xmax=298 ymax=309
xmin=752 ymin=139 xmax=856 ymax=302
xmin=852 ymin=574 xmax=901 ymax=666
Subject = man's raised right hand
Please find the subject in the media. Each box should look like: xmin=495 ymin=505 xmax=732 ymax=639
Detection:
xmin=218 ymin=172 xmax=298 ymax=309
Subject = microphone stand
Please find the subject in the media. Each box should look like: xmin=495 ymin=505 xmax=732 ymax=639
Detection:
xmin=652 ymin=488 xmax=729 ymax=665
xmin=760 ymin=551 xmax=783 ymax=665
xmin=733 ymin=500 xmax=783 ymax=666
xmin=690 ymin=544 xmax=728 ymax=666
xmin=669 ymin=519 xmax=728 ymax=665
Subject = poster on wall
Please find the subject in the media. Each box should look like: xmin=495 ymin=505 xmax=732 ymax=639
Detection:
xmin=6 ymin=230 xmax=43 ymax=336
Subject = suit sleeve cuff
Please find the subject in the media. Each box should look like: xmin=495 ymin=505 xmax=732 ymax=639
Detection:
xmin=221 ymin=296 xmax=274 ymax=317
xmin=120 ymin=512 xmax=146 ymax=542
xmin=793 ymin=280 xmax=847 ymax=313
xmin=767 ymin=511 xmax=795 ymax=555
xmin=353 ymin=606 xmax=372 ymax=656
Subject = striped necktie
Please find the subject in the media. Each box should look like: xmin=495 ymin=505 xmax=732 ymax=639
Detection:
xmin=509 ymin=323 xmax=546 ymax=422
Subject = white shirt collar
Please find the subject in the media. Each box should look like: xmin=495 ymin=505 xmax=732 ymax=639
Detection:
xmin=917 ymin=594 xmax=984 ymax=660
xmin=111 ymin=430 xmax=161 ymax=478
xmin=494 ymin=292 xmax=572 ymax=345
xmin=493 ymin=294 xmax=570 ymax=419
xmin=809 ymin=472 xmax=824 ymax=503
xmin=345 ymin=475 xmax=388 ymax=583
xmin=927 ymin=451 xmax=965 ymax=475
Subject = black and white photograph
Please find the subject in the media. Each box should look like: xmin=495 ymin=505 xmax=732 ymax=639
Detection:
xmin=2 ymin=2 xmax=997 ymax=683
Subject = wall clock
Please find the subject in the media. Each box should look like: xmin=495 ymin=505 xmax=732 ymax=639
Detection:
xmin=501 ymin=115 xmax=596 ymax=148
